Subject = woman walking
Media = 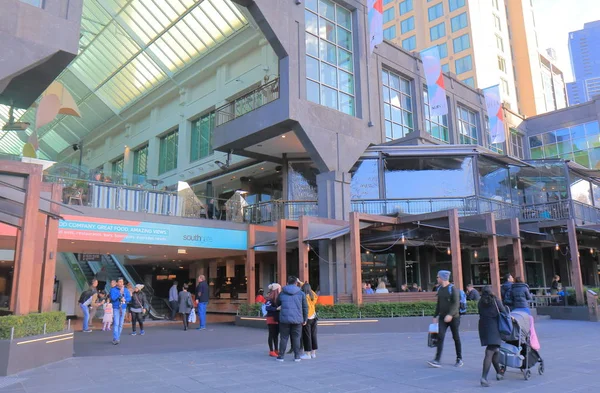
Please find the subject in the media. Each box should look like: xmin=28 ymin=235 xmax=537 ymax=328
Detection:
xmin=300 ymin=282 xmax=319 ymax=360
xmin=130 ymin=284 xmax=148 ymax=336
xmin=265 ymin=283 xmax=281 ymax=357
xmin=478 ymin=285 xmax=507 ymax=387
xmin=178 ymin=284 xmax=194 ymax=331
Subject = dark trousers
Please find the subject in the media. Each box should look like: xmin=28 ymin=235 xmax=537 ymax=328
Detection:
xmin=181 ymin=313 xmax=189 ymax=330
xmin=278 ymin=323 xmax=302 ymax=359
xmin=302 ymin=319 xmax=318 ymax=351
xmin=131 ymin=311 xmax=144 ymax=332
xmin=169 ymin=301 xmax=178 ymax=320
xmin=268 ymin=324 xmax=279 ymax=351
xmin=435 ymin=316 xmax=462 ymax=361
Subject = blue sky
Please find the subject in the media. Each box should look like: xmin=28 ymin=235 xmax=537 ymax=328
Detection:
xmin=533 ymin=0 xmax=600 ymax=82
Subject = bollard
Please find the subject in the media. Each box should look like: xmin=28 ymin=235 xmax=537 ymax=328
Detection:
xmin=422 ymin=310 xmax=425 ymax=317
xmin=10 ymin=327 xmax=14 ymax=341
xmin=391 ymin=310 xmax=394 ymax=318
xmin=68 ymin=319 xmax=71 ymax=332
xmin=44 ymin=323 xmax=47 ymax=335
xmin=359 ymin=311 xmax=362 ymax=319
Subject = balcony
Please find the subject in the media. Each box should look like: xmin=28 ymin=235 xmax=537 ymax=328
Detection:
xmin=243 ymin=200 xmax=318 ymax=224
xmin=215 ymin=78 xmax=280 ymax=126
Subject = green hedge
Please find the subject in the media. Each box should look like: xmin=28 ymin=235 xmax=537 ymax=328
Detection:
xmin=565 ymin=287 xmax=600 ymax=305
xmin=0 ymin=312 xmax=66 ymax=340
xmin=238 ymin=301 xmax=478 ymax=319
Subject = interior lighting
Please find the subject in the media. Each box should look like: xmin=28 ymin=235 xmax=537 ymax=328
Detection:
xmin=401 ymin=234 xmax=405 ymax=243
xmin=178 ymin=249 xmax=187 ymax=254
xmin=474 ymin=250 xmax=478 ymax=259
xmin=555 ymin=243 xmax=560 ymax=251
xmin=591 ymin=248 xmax=595 ymax=255
xmin=446 ymin=247 xmax=451 ymax=255
xmin=366 ymin=250 xmax=370 ymax=255
xmin=281 ymin=135 xmax=286 ymax=138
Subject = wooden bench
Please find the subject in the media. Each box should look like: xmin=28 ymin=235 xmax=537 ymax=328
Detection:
xmin=337 ymin=292 xmax=437 ymax=304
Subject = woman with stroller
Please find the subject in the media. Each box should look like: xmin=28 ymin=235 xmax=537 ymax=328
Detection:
xmin=265 ymin=283 xmax=281 ymax=357
xmin=506 ymin=277 xmax=533 ymax=315
xmin=478 ymin=285 xmax=507 ymax=387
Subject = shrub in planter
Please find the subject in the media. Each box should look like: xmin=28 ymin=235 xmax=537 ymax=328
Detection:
xmin=0 ymin=312 xmax=66 ymax=340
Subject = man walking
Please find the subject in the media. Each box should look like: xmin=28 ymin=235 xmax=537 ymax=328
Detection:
xmin=110 ymin=277 xmax=131 ymax=345
xmin=169 ymin=281 xmax=179 ymax=320
xmin=428 ymin=270 xmax=463 ymax=368
xmin=78 ymin=279 xmax=98 ymax=333
xmin=195 ymin=275 xmax=209 ymax=330
xmin=276 ymin=276 xmax=308 ymax=362
xmin=501 ymin=274 xmax=514 ymax=306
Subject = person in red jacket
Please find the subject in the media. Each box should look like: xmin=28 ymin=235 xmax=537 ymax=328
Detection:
xmin=255 ymin=288 xmax=266 ymax=303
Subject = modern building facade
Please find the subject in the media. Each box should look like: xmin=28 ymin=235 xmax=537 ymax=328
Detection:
xmin=567 ymin=20 xmax=600 ymax=106
xmin=2 ymin=1 xmax=600 ymax=316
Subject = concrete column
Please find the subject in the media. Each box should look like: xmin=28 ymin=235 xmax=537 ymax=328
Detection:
xmin=486 ymin=213 xmax=501 ymax=298
xmin=510 ymin=217 xmax=525 ymax=281
xmin=316 ymin=171 xmax=351 ymax=220
xmin=349 ymin=212 xmax=362 ymax=305
xmin=448 ymin=209 xmax=463 ymax=291
xmin=246 ymin=226 xmax=256 ymax=305
xmin=277 ymin=220 xmax=287 ymax=285
xmin=177 ymin=104 xmax=190 ymax=171
xmin=209 ymin=260 xmax=218 ymax=297
xmin=225 ymin=260 xmax=235 ymax=277
xmin=147 ymin=109 xmax=160 ymax=178
xmin=30 ymin=211 xmax=46 ymax=312
xmin=298 ymin=216 xmax=309 ymax=283
xmin=567 ymin=219 xmax=585 ymax=305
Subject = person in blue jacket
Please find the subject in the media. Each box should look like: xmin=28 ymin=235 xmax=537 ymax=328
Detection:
xmin=505 ymin=277 xmax=533 ymax=314
xmin=110 ymin=277 xmax=131 ymax=345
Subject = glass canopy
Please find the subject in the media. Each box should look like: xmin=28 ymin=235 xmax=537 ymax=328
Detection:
xmin=0 ymin=0 xmax=248 ymax=159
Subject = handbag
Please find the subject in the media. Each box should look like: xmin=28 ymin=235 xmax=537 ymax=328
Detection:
xmin=427 ymin=323 xmax=439 ymax=348
xmin=494 ymin=299 xmax=513 ymax=336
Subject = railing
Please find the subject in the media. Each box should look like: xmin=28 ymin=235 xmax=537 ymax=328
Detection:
xmin=243 ymin=200 xmax=318 ymax=224
xmin=351 ymin=197 xmax=469 ymax=216
xmin=520 ymin=200 xmax=571 ymax=222
xmin=215 ymin=78 xmax=280 ymax=126
xmin=466 ymin=196 xmax=522 ymax=220
xmin=572 ymin=200 xmax=600 ymax=224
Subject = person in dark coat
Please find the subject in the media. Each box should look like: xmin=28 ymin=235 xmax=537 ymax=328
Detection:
xmin=275 ymin=276 xmax=308 ymax=362
xmin=500 ymin=274 xmax=513 ymax=305
xmin=466 ymin=284 xmax=481 ymax=301
xmin=178 ymin=284 xmax=194 ymax=331
xmin=478 ymin=285 xmax=507 ymax=387
xmin=505 ymin=277 xmax=532 ymax=314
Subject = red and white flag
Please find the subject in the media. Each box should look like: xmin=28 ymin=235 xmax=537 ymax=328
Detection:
xmin=368 ymin=0 xmax=383 ymax=54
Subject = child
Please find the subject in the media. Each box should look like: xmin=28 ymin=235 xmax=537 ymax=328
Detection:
xmin=102 ymin=301 xmax=113 ymax=331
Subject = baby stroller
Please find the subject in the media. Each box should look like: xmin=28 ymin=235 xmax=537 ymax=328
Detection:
xmin=498 ymin=311 xmax=544 ymax=380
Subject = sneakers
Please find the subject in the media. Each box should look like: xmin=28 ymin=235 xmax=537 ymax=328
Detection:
xmin=196 ymin=327 xmax=206 ymax=330
xmin=455 ymin=359 xmax=464 ymax=368
xmin=130 ymin=332 xmax=137 ymax=336
xmin=140 ymin=330 xmax=145 ymax=336
xmin=112 ymin=340 xmax=119 ymax=345
xmin=427 ymin=360 xmax=441 ymax=368
xmin=294 ymin=358 xmax=301 ymax=362
xmin=269 ymin=351 xmax=278 ymax=357
xmin=300 ymin=354 xmax=311 ymax=360
xmin=83 ymin=329 xmax=92 ymax=333
xmin=311 ymin=353 xmax=316 ymax=359
xmin=275 ymin=357 xmax=284 ymax=362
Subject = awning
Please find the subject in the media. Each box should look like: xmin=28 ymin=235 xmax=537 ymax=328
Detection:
xmin=305 ymin=222 xmax=372 ymax=241
xmin=480 ymin=153 xmax=531 ymax=168
xmin=417 ymin=223 xmax=520 ymax=239
xmin=253 ymin=228 xmax=299 ymax=249
xmin=520 ymin=229 xmax=548 ymax=237
xmin=567 ymin=161 xmax=600 ymax=181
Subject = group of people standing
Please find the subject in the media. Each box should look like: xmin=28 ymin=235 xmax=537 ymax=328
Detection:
xmin=428 ymin=270 xmax=537 ymax=388
xmin=260 ymin=276 xmax=319 ymax=362
xmin=167 ymin=275 xmax=209 ymax=331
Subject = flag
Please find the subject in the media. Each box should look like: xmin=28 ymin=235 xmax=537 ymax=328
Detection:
xmin=483 ymin=85 xmax=505 ymax=144
xmin=368 ymin=0 xmax=383 ymax=54
xmin=421 ymin=46 xmax=448 ymax=116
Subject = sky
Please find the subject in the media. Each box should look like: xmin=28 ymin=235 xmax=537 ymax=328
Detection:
xmin=533 ymin=0 xmax=600 ymax=82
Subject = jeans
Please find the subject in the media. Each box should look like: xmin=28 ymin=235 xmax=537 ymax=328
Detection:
xmin=197 ymin=302 xmax=207 ymax=328
xmin=131 ymin=311 xmax=144 ymax=332
xmin=278 ymin=323 xmax=302 ymax=359
xmin=113 ymin=306 xmax=126 ymax=342
xmin=169 ymin=300 xmax=178 ymax=320
xmin=302 ymin=319 xmax=318 ymax=352
xmin=435 ymin=315 xmax=462 ymax=361
xmin=80 ymin=304 xmax=90 ymax=331
xmin=268 ymin=324 xmax=279 ymax=352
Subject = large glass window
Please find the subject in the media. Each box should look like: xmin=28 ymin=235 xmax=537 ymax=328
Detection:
xmin=350 ymin=160 xmax=380 ymax=199
xmin=438 ymin=43 xmax=448 ymax=58
xmin=383 ymin=7 xmax=395 ymax=24
xmin=524 ymin=248 xmax=545 ymax=288
xmin=511 ymin=162 xmax=568 ymax=205
xmin=401 ymin=16 xmax=415 ymax=33
xmin=493 ymin=14 xmax=502 ymax=31
xmin=451 ymin=12 xmax=468 ymax=32
xmin=111 ymin=157 xmax=124 ymax=182
xmin=423 ymin=87 xmax=449 ymax=143
xmin=305 ymin=0 xmax=355 ymax=115
xmin=496 ymin=35 xmax=504 ymax=52
xmin=400 ymin=0 xmax=413 ymax=15
xmin=455 ymin=55 xmax=473 ymax=74
xmin=133 ymin=145 xmax=148 ymax=184
xmin=453 ymin=33 xmax=470 ymax=53
xmin=441 ymin=63 xmax=450 ymax=73
xmin=382 ymin=69 xmax=413 ymax=141
xmin=428 ymin=3 xmax=444 ymax=21
xmin=383 ymin=26 xmax=396 ymax=40
xmin=462 ymin=77 xmax=475 ymax=88
xmin=190 ymin=112 xmax=215 ymax=162
xmin=449 ymin=0 xmax=465 ymax=12
xmin=159 ymin=129 xmax=178 ymax=175
xmin=570 ymin=174 xmax=592 ymax=205
xmin=457 ymin=106 xmax=479 ymax=145
xmin=384 ymin=156 xmax=475 ymax=199
xmin=288 ymin=161 xmax=318 ymax=201
xmin=478 ymin=157 xmax=511 ymax=202
xmin=430 ymin=22 xmax=446 ymax=41
xmin=402 ymin=35 xmax=416 ymax=51
xmin=498 ymin=56 xmax=506 ymax=73
xmin=362 ymin=253 xmax=397 ymax=292
xmin=509 ymin=129 xmax=524 ymax=159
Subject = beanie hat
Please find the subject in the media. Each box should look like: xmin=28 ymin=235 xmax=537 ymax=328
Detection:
xmin=438 ymin=270 xmax=451 ymax=281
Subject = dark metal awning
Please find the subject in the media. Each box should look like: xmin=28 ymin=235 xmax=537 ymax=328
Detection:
xmin=567 ymin=161 xmax=600 ymax=182
xmin=417 ymin=222 xmax=520 ymax=239
xmin=480 ymin=153 xmax=531 ymax=168
xmin=305 ymin=222 xmax=372 ymax=241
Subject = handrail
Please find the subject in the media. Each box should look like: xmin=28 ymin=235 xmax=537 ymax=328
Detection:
xmin=215 ymin=78 xmax=280 ymax=126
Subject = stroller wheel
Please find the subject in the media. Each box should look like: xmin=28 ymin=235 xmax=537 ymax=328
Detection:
xmin=524 ymin=370 xmax=531 ymax=380
xmin=538 ymin=362 xmax=544 ymax=375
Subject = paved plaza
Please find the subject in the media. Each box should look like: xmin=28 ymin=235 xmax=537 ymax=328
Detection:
xmin=0 ymin=319 xmax=598 ymax=393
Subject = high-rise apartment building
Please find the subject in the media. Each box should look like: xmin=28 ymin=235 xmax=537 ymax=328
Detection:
xmin=567 ymin=20 xmax=600 ymax=105
xmin=383 ymin=0 xmax=518 ymax=109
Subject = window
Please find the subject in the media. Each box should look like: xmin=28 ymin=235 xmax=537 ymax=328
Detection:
xmin=457 ymin=106 xmax=479 ymax=145
xmin=493 ymin=14 xmax=502 ymax=31
xmin=498 ymin=56 xmax=506 ymax=72
xmin=190 ymin=112 xmax=215 ymax=162
xmin=449 ymin=0 xmax=465 ymax=12
xmin=402 ymin=35 xmax=416 ymax=51
xmin=438 ymin=43 xmax=448 ymax=58
xmin=423 ymin=87 xmax=449 ymax=142
xmin=383 ymin=7 xmax=395 ymax=23
xmin=496 ymin=35 xmax=504 ymax=52
xmin=453 ymin=33 xmax=470 ymax=53
xmin=159 ymin=129 xmax=179 ymax=175
xmin=428 ymin=3 xmax=444 ymax=21
xmin=527 ymin=122 xmax=600 ymax=167
xmin=510 ymin=129 xmax=524 ymax=159
xmin=501 ymin=78 xmax=510 ymax=95
xmin=441 ymin=63 xmax=450 ymax=73
xmin=305 ymin=0 xmax=355 ymax=115
xmin=133 ymin=145 xmax=148 ymax=183
xmin=492 ymin=0 xmax=499 ymax=10
xmin=384 ymin=26 xmax=396 ymax=40
xmin=384 ymin=0 xmax=394 ymax=4
xmin=382 ymin=69 xmax=414 ymax=141
xmin=462 ymin=77 xmax=475 ymax=87
xmin=430 ymin=22 xmax=446 ymax=41
xmin=400 ymin=0 xmax=413 ymax=15
xmin=401 ymin=16 xmax=415 ymax=33
xmin=20 ymin=0 xmax=42 ymax=7
xmin=451 ymin=12 xmax=468 ymax=32
xmin=111 ymin=157 xmax=124 ymax=182
xmin=455 ymin=55 xmax=472 ymax=74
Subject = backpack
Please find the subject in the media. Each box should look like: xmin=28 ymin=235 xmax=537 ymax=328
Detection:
xmin=447 ymin=284 xmax=468 ymax=315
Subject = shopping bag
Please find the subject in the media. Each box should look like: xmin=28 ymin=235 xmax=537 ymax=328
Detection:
xmin=427 ymin=323 xmax=439 ymax=348
xmin=188 ymin=310 xmax=197 ymax=323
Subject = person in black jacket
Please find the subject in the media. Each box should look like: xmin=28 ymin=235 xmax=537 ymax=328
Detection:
xmin=466 ymin=284 xmax=481 ymax=301
xmin=505 ymin=277 xmax=532 ymax=314
xmin=478 ymin=285 xmax=507 ymax=387
xmin=276 ymin=276 xmax=308 ymax=362
xmin=265 ymin=283 xmax=281 ymax=357
xmin=130 ymin=284 xmax=148 ymax=336
xmin=501 ymin=274 xmax=514 ymax=305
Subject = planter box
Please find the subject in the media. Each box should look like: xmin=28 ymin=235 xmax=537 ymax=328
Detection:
xmin=536 ymin=306 xmax=593 ymax=321
xmin=0 ymin=331 xmax=74 ymax=376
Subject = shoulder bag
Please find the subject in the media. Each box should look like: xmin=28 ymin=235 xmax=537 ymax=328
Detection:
xmin=494 ymin=298 xmax=513 ymax=336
